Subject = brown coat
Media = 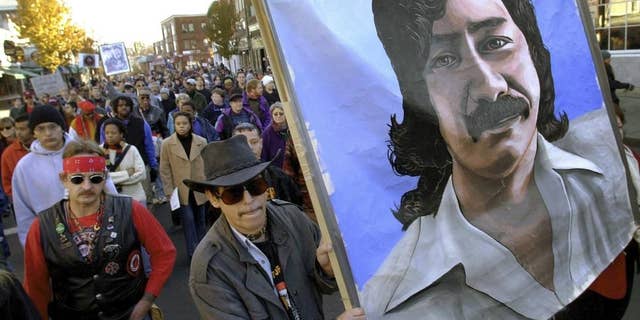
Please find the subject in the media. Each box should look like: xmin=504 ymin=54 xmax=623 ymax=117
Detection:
xmin=159 ymin=133 xmax=208 ymax=206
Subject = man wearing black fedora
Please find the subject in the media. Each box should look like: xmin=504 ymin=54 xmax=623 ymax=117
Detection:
xmin=185 ymin=135 xmax=364 ymax=319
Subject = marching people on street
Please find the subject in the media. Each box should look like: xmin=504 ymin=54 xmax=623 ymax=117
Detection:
xmin=233 ymin=122 xmax=302 ymax=206
xmin=1 ymin=114 xmax=33 ymax=199
xmin=261 ymin=75 xmax=281 ymax=107
xmin=10 ymin=90 xmax=38 ymax=119
xmin=185 ymin=135 xmax=363 ymax=319
xmin=215 ymin=93 xmax=262 ymax=140
xmin=101 ymin=118 xmax=147 ymax=205
xmin=168 ymin=100 xmax=219 ymax=143
xmin=160 ymin=111 xmax=209 ymax=261
xmin=13 ymin=105 xmax=118 ymax=246
xmin=23 ymin=140 xmax=176 ymax=320
xmin=0 ymin=117 xmax=17 ymax=159
xmin=138 ymin=88 xmax=169 ymax=138
xmin=159 ymin=87 xmax=177 ymax=119
xmin=243 ymin=78 xmax=271 ymax=127
xmin=99 ymin=96 xmax=159 ymax=205
xmin=261 ymin=102 xmax=288 ymax=169
xmin=62 ymin=100 xmax=78 ymax=128
xmin=184 ymin=78 xmax=207 ymax=113
xmin=201 ymin=88 xmax=227 ymax=126
xmin=195 ymin=76 xmax=212 ymax=105
xmin=69 ymin=100 xmax=104 ymax=143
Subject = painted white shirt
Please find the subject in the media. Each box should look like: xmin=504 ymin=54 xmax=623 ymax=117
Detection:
xmin=362 ymin=110 xmax=636 ymax=320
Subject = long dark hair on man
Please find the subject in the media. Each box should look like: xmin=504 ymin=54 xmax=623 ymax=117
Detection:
xmin=372 ymin=0 xmax=569 ymax=229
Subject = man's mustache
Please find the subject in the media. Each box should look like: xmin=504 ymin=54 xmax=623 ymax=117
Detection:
xmin=464 ymin=95 xmax=530 ymax=142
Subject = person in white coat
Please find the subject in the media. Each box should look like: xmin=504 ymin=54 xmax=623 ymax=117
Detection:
xmin=101 ymin=118 xmax=147 ymax=206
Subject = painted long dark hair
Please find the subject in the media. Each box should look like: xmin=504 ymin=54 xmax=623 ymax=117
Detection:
xmin=372 ymin=0 xmax=569 ymax=229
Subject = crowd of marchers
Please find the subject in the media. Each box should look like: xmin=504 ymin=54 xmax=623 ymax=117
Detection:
xmin=0 ymin=64 xmax=365 ymax=320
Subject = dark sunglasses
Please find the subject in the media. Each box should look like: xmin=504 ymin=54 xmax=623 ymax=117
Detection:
xmin=1 ymin=126 xmax=13 ymax=130
xmin=69 ymin=174 xmax=106 ymax=185
xmin=140 ymin=96 xmax=150 ymax=100
xmin=217 ymin=177 xmax=268 ymax=205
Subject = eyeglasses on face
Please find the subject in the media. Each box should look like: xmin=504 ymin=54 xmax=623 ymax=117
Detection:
xmin=272 ymin=112 xmax=284 ymax=116
xmin=68 ymin=174 xmax=105 ymax=185
xmin=140 ymin=96 xmax=150 ymax=100
xmin=1 ymin=126 xmax=13 ymax=130
xmin=216 ymin=176 xmax=268 ymax=205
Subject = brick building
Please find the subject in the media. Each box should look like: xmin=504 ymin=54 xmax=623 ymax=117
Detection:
xmin=160 ymin=14 xmax=212 ymax=70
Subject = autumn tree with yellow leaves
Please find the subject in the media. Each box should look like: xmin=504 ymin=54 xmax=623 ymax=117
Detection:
xmin=15 ymin=0 xmax=90 ymax=71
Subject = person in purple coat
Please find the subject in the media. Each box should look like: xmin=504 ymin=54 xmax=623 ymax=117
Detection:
xmin=261 ymin=102 xmax=287 ymax=169
xmin=243 ymin=79 xmax=271 ymax=127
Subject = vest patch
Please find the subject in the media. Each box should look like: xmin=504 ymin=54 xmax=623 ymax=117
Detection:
xmin=127 ymin=249 xmax=141 ymax=276
xmin=104 ymin=261 xmax=120 ymax=275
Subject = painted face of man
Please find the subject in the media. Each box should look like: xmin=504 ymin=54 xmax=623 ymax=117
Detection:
xmin=423 ymin=0 xmax=540 ymax=179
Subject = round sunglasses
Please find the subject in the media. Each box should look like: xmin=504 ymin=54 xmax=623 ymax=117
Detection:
xmin=217 ymin=177 xmax=269 ymax=205
xmin=68 ymin=174 xmax=106 ymax=185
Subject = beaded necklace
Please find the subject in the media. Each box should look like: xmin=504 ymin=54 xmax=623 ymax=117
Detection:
xmin=65 ymin=197 xmax=104 ymax=234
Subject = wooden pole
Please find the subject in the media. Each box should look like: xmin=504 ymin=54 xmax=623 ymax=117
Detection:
xmin=252 ymin=0 xmax=360 ymax=309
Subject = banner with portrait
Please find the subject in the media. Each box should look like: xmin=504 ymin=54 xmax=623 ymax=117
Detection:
xmin=78 ymin=53 xmax=100 ymax=68
xmin=99 ymin=42 xmax=130 ymax=76
xmin=257 ymin=0 xmax=637 ymax=318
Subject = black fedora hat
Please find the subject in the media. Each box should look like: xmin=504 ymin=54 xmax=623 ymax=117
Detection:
xmin=183 ymin=135 xmax=274 ymax=193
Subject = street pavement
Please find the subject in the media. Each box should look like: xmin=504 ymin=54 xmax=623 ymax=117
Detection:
xmin=2 ymin=201 xmax=344 ymax=319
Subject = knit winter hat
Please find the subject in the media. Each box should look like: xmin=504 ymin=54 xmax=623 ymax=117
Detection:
xmin=261 ymin=75 xmax=274 ymax=86
xmin=29 ymin=105 xmax=66 ymax=132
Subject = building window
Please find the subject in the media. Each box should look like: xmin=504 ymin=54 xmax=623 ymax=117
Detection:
xmin=182 ymin=23 xmax=189 ymax=33
xmin=201 ymin=22 xmax=207 ymax=31
xmin=184 ymin=40 xmax=191 ymax=50
xmin=188 ymin=23 xmax=195 ymax=32
xmin=191 ymin=40 xmax=198 ymax=49
xmin=589 ymin=0 xmax=640 ymax=50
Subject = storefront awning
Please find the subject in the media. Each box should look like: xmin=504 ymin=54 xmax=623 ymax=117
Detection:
xmin=0 ymin=66 xmax=42 ymax=79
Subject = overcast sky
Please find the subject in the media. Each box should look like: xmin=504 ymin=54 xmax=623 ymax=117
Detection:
xmin=65 ymin=0 xmax=214 ymax=46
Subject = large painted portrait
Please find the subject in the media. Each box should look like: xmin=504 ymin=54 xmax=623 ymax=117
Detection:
xmin=259 ymin=0 xmax=637 ymax=318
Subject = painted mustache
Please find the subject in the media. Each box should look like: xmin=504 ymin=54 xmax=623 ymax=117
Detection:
xmin=464 ymin=95 xmax=530 ymax=142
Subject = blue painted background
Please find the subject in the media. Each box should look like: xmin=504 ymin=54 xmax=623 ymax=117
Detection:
xmin=266 ymin=0 xmax=606 ymax=289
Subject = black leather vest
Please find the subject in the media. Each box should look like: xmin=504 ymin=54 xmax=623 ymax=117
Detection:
xmin=39 ymin=195 xmax=147 ymax=320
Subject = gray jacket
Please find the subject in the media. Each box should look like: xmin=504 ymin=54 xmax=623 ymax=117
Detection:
xmin=189 ymin=200 xmax=337 ymax=319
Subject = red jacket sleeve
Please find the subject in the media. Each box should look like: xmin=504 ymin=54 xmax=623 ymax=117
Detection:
xmin=130 ymin=200 xmax=177 ymax=297
xmin=1 ymin=148 xmax=13 ymax=197
xmin=23 ymin=218 xmax=51 ymax=320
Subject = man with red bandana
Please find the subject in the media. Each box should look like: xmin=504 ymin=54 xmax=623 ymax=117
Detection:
xmin=23 ymin=140 xmax=176 ymax=320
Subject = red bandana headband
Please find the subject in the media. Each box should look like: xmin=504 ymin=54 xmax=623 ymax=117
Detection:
xmin=63 ymin=156 xmax=106 ymax=173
